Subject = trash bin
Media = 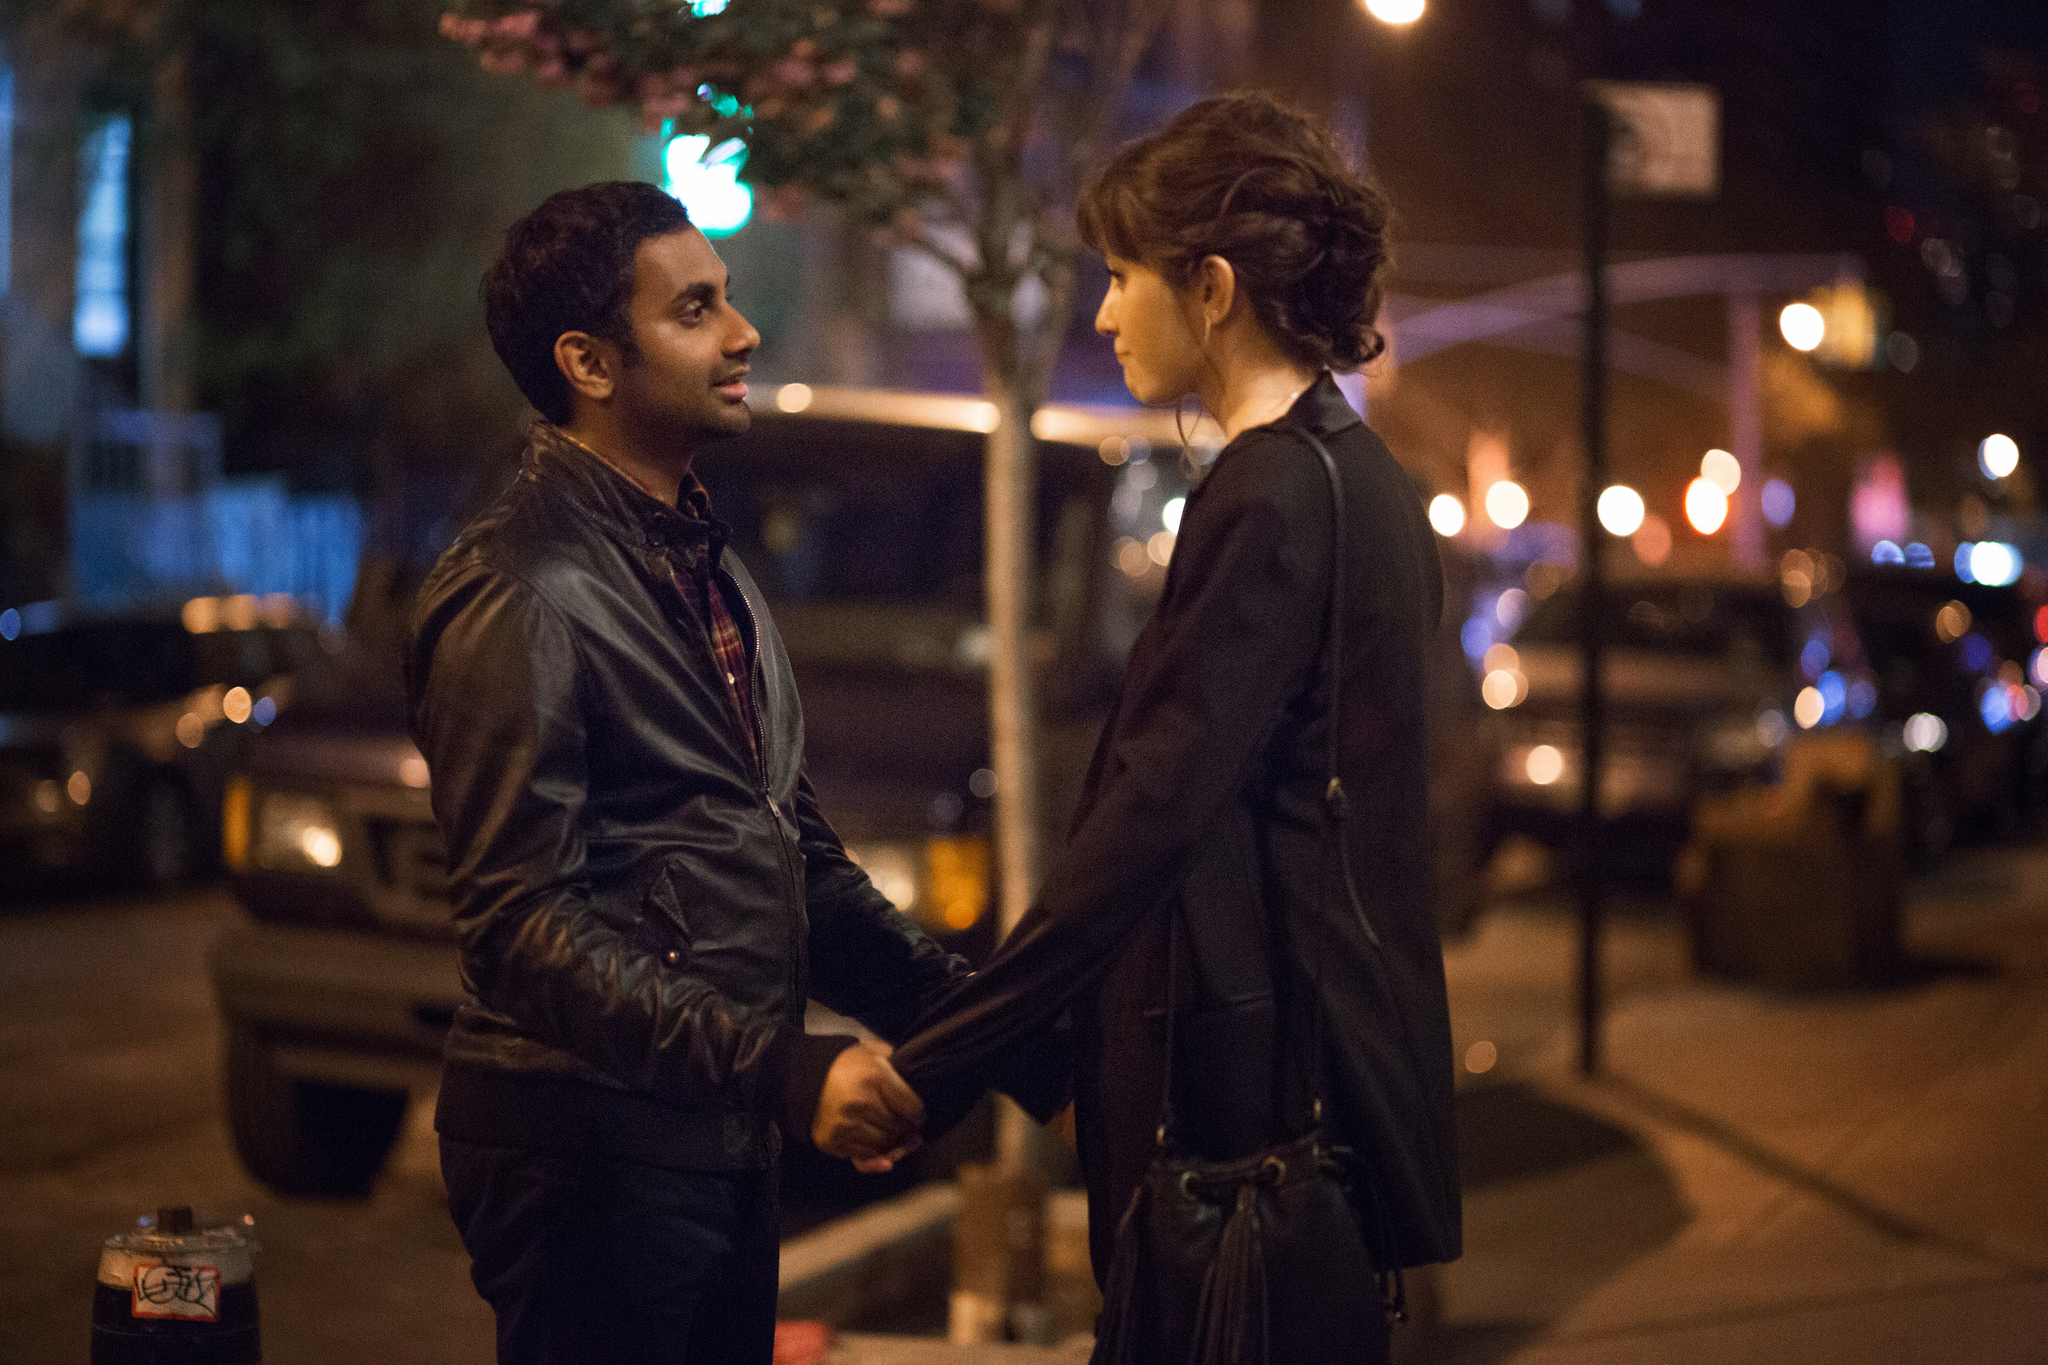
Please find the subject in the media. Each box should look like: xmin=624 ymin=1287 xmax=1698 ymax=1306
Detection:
xmin=92 ymin=1206 xmax=260 ymax=1364
xmin=1676 ymin=732 xmax=1902 ymax=989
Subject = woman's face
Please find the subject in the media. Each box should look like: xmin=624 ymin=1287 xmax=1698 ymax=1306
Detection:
xmin=1095 ymin=254 xmax=1204 ymax=406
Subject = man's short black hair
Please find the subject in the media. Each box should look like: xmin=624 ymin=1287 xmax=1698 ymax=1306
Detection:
xmin=483 ymin=181 xmax=694 ymax=425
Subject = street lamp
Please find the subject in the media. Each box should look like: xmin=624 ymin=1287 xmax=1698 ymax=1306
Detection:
xmin=1779 ymin=302 xmax=1825 ymax=352
xmin=1980 ymin=433 xmax=2020 ymax=480
xmin=1361 ymin=0 xmax=1424 ymax=22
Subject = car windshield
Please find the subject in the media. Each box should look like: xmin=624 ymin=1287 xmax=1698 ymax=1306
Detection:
xmin=0 ymin=622 xmax=289 ymax=712
xmin=1516 ymin=583 xmax=1794 ymax=665
xmin=702 ymin=415 xmax=1107 ymax=609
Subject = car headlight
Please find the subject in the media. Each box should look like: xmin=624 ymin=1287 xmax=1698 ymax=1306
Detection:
xmin=250 ymin=790 xmax=344 ymax=871
xmin=844 ymin=835 xmax=989 ymax=933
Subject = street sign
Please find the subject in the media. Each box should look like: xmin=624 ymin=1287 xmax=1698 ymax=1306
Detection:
xmin=1584 ymin=81 xmax=1720 ymax=198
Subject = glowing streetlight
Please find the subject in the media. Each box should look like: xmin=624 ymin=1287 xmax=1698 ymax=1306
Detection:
xmin=1779 ymin=302 xmax=1825 ymax=352
xmin=1484 ymin=480 xmax=1529 ymax=530
xmin=1980 ymin=433 xmax=2020 ymax=480
xmin=1428 ymin=493 xmax=1466 ymax=537
xmin=1361 ymin=0 xmax=1425 ymax=22
xmin=1700 ymin=448 xmax=1741 ymax=494
xmin=1596 ymin=485 xmax=1645 ymax=537
xmin=1685 ymin=476 xmax=1729 ymax=534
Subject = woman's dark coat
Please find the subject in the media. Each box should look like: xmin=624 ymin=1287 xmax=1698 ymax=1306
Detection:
xmin=894 ymin=375 xmax=1462 ymax=1275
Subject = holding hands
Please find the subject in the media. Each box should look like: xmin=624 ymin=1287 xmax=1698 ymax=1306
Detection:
xmin=812 ymin=1040 xmax=925 ymax=1173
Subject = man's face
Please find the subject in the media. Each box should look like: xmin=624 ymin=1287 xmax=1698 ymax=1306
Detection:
xmin=611 ymin=228 xmax=760 ymax=451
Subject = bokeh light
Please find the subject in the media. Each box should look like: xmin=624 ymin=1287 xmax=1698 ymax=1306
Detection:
xmin=1794 ymin=686 xmax=1824 ymax=729
xmin=1970 ymin=541 xmax=2022 ymax=587
xmin=1485 ymin=480 xmax=1530 ymax=530
xmin=1700 ymin=449 xmax=1741 ymax=494
xmin=1597 ymin=485 xmax=1645 ymax=537
xmin=1761 ymin=477 xmax=1796 ymax=527
xmin=1903 ymin=712 xmax=1947 ymax=752
xmin=1685 ymin=477 xmax=1729 ymax=534
xmin=1979 ymin=433 xmax=2020 ymax=480
xmin=1362 ymin=0 xmax=1425 ymax=22
xmin=1428 ymin=493 xmax=1466 ymax=537
xmin=1524 ymin=745 xmax=1564 ymax=786
xmin=1780 ymin=301 xmax=1826 ymax=351
xmin=1481 ymin=668 xmax=1528 ymax=709
xmin=1633 ymin=515 xmax=1672 ymax=566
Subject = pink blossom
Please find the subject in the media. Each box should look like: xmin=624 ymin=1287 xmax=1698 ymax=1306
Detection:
xmin=870 ymin=0 xmax=913 ymax=14
xmin=535 ymin=57 xmax=570 ymax=84
xmin=894 ymin=50 xmax=926 ymax=80
xmin=762 ymin=184 xmax=809 ymax=222
xmin=491 ymin=10 xmax=541 ymax=39
xmin=439 ymin=15 xmax=490 ymax=42
xmin=772 ymin=57 xmax=816 ymax=87
xmin=822 ymin=58 xmax=857 ymax=85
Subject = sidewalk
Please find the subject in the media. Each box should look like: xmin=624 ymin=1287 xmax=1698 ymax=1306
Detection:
xmin=1431 ymin=837 xmax=2048 ymax=1364
xmin=826 ymin=836 xmax=2048 ymax=1364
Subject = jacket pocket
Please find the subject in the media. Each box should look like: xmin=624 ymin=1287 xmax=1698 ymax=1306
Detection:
xmin=639 ymin=863 xmax=695 ymax=966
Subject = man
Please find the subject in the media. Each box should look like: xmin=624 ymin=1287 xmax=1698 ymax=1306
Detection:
xmin=407 ymin=181 xmax=966 ymax=1363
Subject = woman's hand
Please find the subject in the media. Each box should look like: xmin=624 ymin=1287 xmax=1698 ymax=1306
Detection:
xmin=812 ymin=1040 xmax=925 ymax=1173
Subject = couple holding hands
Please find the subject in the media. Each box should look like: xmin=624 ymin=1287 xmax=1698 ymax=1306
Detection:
xmin=407 ymin=92 xmax=1459 ymax=1365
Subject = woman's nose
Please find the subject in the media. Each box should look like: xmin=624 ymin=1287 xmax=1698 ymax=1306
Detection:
xmin=1094 ymin=296 xmax=1114 ymax=336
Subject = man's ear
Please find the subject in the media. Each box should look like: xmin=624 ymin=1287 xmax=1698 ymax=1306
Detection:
xmin=1194 ymin=254 xmax=1239 ymax=330
xmin=554 ymin=331 xmax=618 ymax=406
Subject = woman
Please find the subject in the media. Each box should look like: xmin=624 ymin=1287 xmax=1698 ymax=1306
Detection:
xmin=893 ymin=92 xmax=1461 ymax=1357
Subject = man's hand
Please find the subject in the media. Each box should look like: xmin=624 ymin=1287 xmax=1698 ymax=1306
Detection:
xmin=812 ymin=1040 xmax=924 ymax=1174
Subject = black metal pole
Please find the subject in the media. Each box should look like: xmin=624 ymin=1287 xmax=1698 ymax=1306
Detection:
xmin=1578 ymin=97 xmax=1611 ymax=1078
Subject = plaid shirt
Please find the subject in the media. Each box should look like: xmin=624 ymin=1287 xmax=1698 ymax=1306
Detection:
xmin=554 ymin=429 xmax=762 ymax=768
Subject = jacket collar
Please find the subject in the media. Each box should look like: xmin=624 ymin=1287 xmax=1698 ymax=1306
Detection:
xmin=1272 ymin=371 xmax=1364 ymax=441
xmin=521 ymin=423 xmax=729 ymax=561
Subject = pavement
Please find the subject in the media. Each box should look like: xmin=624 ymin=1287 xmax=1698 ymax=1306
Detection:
xmin=823 ymin=833 xmax=2048 ymax=1364
xmin=6 ymin=834 xmax=2043 ymax=1363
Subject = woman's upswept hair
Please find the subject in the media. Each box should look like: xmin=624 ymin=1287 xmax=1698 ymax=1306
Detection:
xmin=1077 ymin=91 xmax=1391 ymax=372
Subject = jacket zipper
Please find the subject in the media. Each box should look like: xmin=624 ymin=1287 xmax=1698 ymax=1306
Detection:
xmin=718 ymin=559 xmax=808 ymax=1022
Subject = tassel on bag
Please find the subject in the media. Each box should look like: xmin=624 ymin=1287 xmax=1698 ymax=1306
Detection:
xmin=1190 ymin=1180 xmax=1271 ymax=1365
xmin=1093 ymin=1183 xmax=1154 ymax=1362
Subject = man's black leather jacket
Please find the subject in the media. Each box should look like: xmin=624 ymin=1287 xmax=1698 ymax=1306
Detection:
xmin=407 ymin=424 xmax=968 ymax=1169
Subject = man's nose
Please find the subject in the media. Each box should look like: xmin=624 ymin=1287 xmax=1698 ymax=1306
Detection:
xmin=728 ymin=308 xmax=762 ymax=355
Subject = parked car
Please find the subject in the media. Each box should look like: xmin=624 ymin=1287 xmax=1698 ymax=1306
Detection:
xmin=1487 ymin=574 xmax=1865 ymax=881
xmin=1838 ymin=563 xmax=2048 ymax=859
xmin=210 ymin=385 xmax=1494 ymax=1196
xmin=0 ymin=597 xmax=322 ymax=890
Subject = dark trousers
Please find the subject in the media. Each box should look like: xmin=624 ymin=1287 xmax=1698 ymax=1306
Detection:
xmin=440 ymin=1137 xmax=779 ymax=1365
